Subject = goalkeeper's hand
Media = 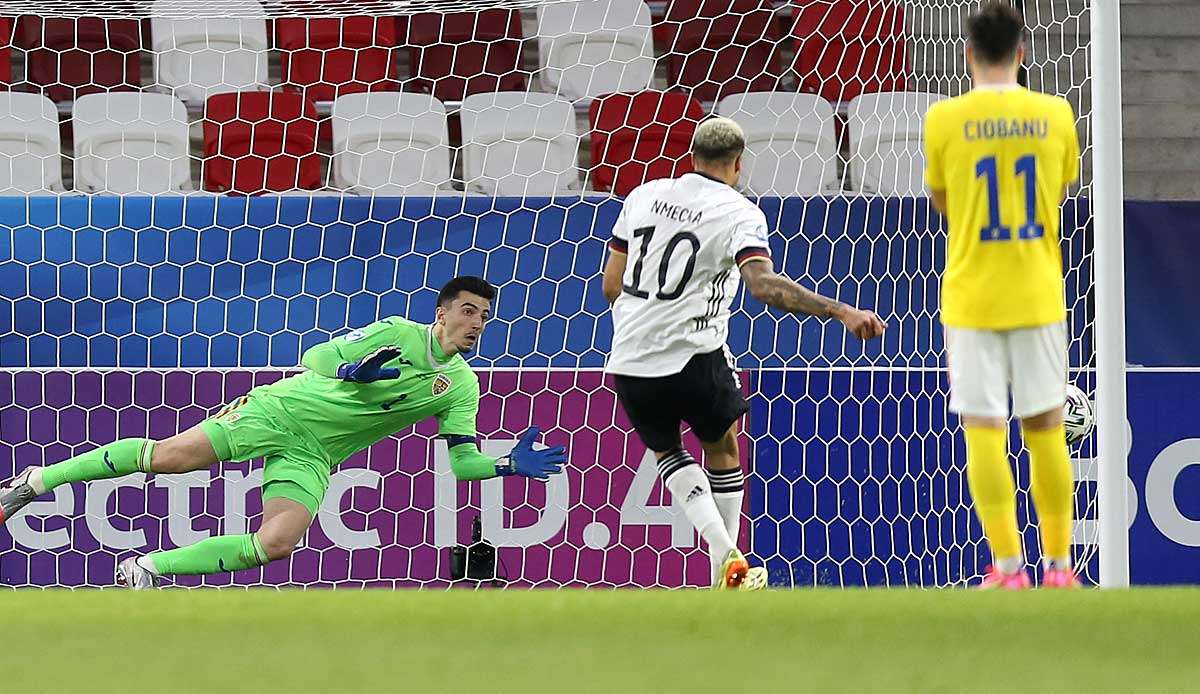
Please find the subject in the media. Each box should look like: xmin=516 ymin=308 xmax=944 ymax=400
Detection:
xmin=336 ymin=346 xmax=403 ymax=383
xmin=497 ymin=426 xmax=567 ymax=480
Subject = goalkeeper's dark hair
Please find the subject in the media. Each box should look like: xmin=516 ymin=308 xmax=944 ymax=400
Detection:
xmin=438 ymin=276 xmax=496 ymax=306
xmin=966 ymin=1 xmax=1025 ymax=65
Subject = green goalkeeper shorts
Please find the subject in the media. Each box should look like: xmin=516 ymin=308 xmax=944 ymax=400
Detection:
xmin=199 ymin=394 xmax=332 ymax=517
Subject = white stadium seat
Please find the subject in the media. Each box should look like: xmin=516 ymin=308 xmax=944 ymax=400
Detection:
xmin=151 ymin=0 xmax=270 ymax=104
xmin=847 ymin=91 xmax=946 ymax=195
xmin=460 ymin=92 xmax=580 ymax=196
xmin=331 ymin=93 xmax=451 ymax=195
xmin=537 ymin=0 xmax=654 ymax=100
xmin=73 ymin=93 xmax=192 ymax=194
xmin=0 ymin=93 xmax=62 ymax=195
xmin=717 ymin=92 xmax=839 ymax=196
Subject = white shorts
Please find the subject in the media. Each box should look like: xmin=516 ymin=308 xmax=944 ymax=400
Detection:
xmin=945 ymin=322 xmax=1067 ymax=419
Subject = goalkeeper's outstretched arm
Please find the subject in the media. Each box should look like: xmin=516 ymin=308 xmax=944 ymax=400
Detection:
xmin=739 ymin=258 xmax=887 ymax=340
xmin=443 ymin=428 xmax=567 ymax=482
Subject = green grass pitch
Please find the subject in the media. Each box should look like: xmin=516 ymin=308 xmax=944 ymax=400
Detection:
xmin=11 ymin=588 xmax=1200 ymax=693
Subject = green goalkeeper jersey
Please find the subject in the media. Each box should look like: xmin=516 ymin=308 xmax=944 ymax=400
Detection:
xmin=248 ymin=316 xmax=480 ymax=465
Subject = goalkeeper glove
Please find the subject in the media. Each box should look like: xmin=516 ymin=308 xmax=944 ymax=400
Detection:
xmin=336 ymin=346 xmax=403 ymax=383
xmin=496 ymin=426 xmax=567 ymax=480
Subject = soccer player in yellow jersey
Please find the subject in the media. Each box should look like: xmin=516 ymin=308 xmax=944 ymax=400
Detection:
xmin=924 ymin=1 xmax=1082 ymax=590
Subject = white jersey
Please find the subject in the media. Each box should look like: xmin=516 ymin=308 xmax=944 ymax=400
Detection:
xmin=605 ymin=172 xmax=772 ymax=378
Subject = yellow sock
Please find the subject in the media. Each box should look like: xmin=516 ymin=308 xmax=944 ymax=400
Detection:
xmin=1026 ymin=424 xmax=1074 ymax=563
xmin=964 ymin=425 xmax=1022 ymax=563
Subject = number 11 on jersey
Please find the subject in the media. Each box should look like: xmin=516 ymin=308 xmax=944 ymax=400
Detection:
xmin=975 ymin=154 xmax=1046 ymax=242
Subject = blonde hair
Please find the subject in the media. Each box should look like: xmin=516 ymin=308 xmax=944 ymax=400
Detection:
xmin=691 ymin=117 xmax=745 ymax=162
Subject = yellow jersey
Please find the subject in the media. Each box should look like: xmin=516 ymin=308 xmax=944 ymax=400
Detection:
xmin=924 ymin=86 xmax=1080 ymax=329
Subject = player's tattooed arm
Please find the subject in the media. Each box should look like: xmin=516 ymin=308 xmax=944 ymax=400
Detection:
xmin=739 ymin=260 xmax=887 ymax=340
xmin=740 ymin=259 xmax=842 ymax=317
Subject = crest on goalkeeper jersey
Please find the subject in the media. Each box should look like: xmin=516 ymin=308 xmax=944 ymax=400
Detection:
xmin=432 ymin=374 xmax=452 ymax=396
xmin=607 ymin=173 xmax=771 ymax=379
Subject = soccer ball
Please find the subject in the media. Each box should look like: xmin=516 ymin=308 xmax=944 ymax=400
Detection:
xmin=1063 ymin=384 xmax=1094 ymax=445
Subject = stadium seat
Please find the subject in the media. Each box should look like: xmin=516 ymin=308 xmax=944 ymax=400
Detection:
xmin=73 ymin=92 xmax=191 ymax=194
xmin=331 ymin=92 xmax=450 ymax=195
xmin=0 ymin=93 xmax=62 ymax=194
xmin=397 ymin=10 xmax=526 ymax=103
xmin=537 ymin=0 xmax=654 ymax=100
xmin=662 ymin=0 xmax=785 ymax=103
xmin=202 ymin=91 xmax=321 ymax=195
xmin=717 ymin=92 xmax=838 ymax=196
xmin=588 ymin=90 xmax=704 ymax=196
xmin=847 ymin=91 xmax=944 ymax=196
xmin=150 ymin=0 xmax=269 ymax=104
xmin=460 ymin=92 xmax=579 ymax=196
xmin=277 ymin=16 xmax=398 ymax=104
xmin=0 ymin=17 xmax=12 ymax=84
xmin=790 ymin=0 xmax=909 ymax=104
xmin=15 ymin=17 xmax=144 ymax=102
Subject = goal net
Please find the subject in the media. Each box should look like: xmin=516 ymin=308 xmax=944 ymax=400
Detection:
xmin=0 ymin=0 xmax=1096 ymax=588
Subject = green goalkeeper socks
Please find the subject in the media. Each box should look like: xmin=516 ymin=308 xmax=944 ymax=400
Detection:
xmin=40 ymin=438 xmax=155 ymax=492
xmin=38 ymin=440 xmax=271 ymax=578
xmin=147 ymin=534 xmax=268 ymax=576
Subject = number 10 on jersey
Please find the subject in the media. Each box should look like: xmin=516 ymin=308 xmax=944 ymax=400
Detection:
xmin=975 ymin=154 xmax=1046 ymax=242
xmin=622 ymin=226 xmax=701 ymax=301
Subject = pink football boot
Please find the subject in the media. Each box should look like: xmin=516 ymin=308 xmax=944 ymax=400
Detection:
xmin=1042 ymin=567 xmax=1082 ymax=589
xmin=978 ymin=565 xmax=1032 ymax=590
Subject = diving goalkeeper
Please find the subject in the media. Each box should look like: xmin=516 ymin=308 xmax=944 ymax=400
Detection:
xmin=0 ymin=276 xmax=567 ymax=589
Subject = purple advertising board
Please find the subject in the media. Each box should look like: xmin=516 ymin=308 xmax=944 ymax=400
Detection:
xmin=0 ymin=369 xmax=750 ymax=588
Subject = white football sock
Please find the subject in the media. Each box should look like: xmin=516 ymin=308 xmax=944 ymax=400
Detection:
xmin=136 ymin=555 xmax=160 ymax=576
xmin=996 ymin=555 xmax=1024 ymax=574
xmin=707 ymin=467 xmax=744 ymax=545
xmin=26 ymin=467 xmax=47 ymax=496
xmin=659 ymin=452 xmax=735 ymax=566
xmin=707 ymin=467 xmax=745 ymax=578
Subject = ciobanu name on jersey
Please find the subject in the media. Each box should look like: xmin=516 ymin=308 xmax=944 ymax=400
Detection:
xmin=605 ymin=172 xmax=771 ymax=378
xmin=964 ymin=118 xmax=1049 ymax=141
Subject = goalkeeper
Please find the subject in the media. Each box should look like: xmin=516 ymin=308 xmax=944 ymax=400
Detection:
xmin=0 ymin=276 xmax=567 ymax=589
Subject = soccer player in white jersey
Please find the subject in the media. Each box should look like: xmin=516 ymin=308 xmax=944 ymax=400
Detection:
xmin=601 ymin=117 xmax=887 ymax=590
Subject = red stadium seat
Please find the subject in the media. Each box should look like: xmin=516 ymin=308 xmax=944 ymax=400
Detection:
xmin=202 ymin=91 xmax=321 ymax=195
xmin=277 ymin=16 xmax=398 ymax=103
xmin=15 ymin=16 xmax=143 ymax=102
xmin=397 ymin=10 xmax=526 ymax=102
xmin=588 ymin=91 xmax=705 ymax=196
xmin=0 ymin=18 xmax=12 ymax=84
xmin=662 ymin=0 xmax=785 ymax=102
xmin=790 ymin=0 xmax=908 ymax=103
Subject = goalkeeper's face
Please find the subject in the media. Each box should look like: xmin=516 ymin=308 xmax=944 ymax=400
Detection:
xmin=437 ymin=292 xmax=492 ymax=354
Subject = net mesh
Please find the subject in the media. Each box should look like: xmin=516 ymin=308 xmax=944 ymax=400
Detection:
xmin=0 ymin=1 xmax=557 ymax=19
xmin=0 ymin=0 xmax=1097 ymax=588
